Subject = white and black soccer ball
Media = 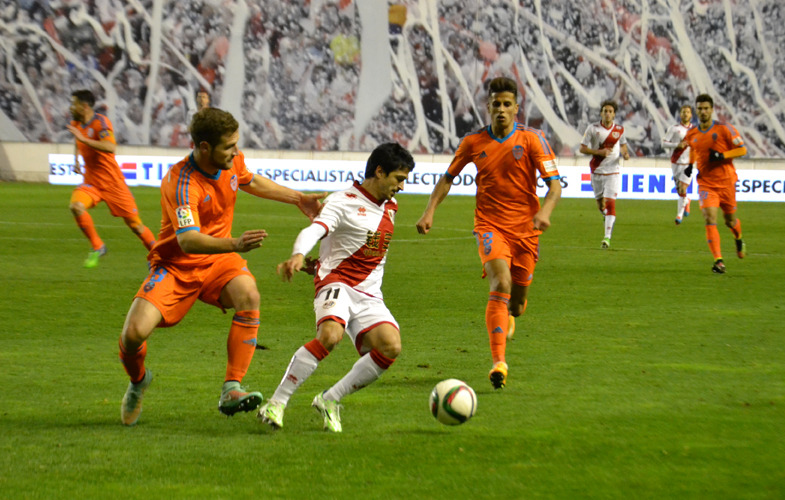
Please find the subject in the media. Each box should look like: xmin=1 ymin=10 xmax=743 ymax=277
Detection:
xmin=430 ymin=378 xmax=477 ymax=425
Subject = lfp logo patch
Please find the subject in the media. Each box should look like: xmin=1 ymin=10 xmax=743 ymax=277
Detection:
xmin=176 ymin=205 xmax=194 ymax=228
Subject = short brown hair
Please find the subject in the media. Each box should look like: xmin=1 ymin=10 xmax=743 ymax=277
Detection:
xmin=189 ymin=108 xmax=239 ymax=147
xmin=600 ymin=99 xmax=618 ymax=113
xmin=487 ymin=77 xmax=518 ymax=101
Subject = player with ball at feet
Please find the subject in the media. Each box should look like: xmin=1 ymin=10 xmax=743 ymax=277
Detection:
xmin=258 ymin=143 xmax=415 ymax=433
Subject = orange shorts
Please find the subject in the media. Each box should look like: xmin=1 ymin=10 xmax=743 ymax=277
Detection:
xmin=698 ymin=183 xmax=737 ymax=214
xmin=71 ymin=182 xmax=139 ymax=218
xmin=134 ymin=252 xmax=254 ymax=327
xmin=473 ymin=226 xmax=539 ymax=286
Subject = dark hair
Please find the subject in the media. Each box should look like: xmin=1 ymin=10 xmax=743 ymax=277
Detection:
xmin=71 ymin=89 xmax=95 ymax=107
xmin=695 ymin=93 xmax=713 ymax=107
xmin=365 ymin=142 xmax=415 ymax=178
xmin=189 ymin=108 xmax=239 ymax=147
xmin=487 ymin=77 xmax=518 ymax=101
xmin=600 ymin=99 xmax=618 ymax=113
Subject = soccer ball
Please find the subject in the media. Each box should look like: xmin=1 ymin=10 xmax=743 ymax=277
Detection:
xmin=430 ymin=378 xmax=477 ymax=425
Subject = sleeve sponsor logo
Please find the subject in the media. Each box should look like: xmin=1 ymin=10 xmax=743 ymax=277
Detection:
xmin=542 ymin=159 xmax=558 ymax=173
xmin=176 ymin=205 xmax=194 ymax=228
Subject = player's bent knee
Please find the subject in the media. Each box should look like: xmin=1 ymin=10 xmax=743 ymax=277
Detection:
xmin=317 ymin=329 xmax=343 ymax=351
xmin=69 ymin=201 xmax=86 ymax=216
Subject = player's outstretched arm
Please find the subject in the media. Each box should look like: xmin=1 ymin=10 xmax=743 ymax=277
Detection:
xmin=416 ymin=173 xmax=453 ymax=234
xmin=177 ymin=229 xmax=268 ymax=254
xmin=241 ymin=174 xmax=326 ymax=220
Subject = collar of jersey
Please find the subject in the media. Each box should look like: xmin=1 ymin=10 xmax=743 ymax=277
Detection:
xmin=486 ymin=123 xmax=517 ymax=143
xmin=697 ymin=121 xmax=717 ymax=133
xmin=187 ymin=153 xmax=222 ymax=180
xmin=353 ymin=180 xmax=384 ymax=206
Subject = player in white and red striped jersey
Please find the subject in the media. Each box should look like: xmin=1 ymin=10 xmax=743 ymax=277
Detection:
xmin=661 ymin=104 xmax=695 ymax=225
xmin=579 ymin=99 xmax=630 ymax=249
xmin=258 ymin=143 xmax=415 ymax=433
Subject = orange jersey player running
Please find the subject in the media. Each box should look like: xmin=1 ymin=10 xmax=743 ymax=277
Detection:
xmin=683 ymin=93 xmax=747 ymax=274
xmin=117 ymin=108 xmax=325 ymax=426
xmin=67 ymin=89 xmax=156 ymax=268
xmin=416 ymin=77 xmax=561 ymax=390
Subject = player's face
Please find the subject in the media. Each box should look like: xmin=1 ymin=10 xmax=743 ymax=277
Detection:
xmin=196 ymin=92 xmax=210 ymax=110
xmin=680 ymin=106 xmax=692 ymax=125
xmin=696 ymin=101 xmax=713 ymax=126
xmin=208 ymin=130 xmax=240 ymax=171
xmin=377 ymin=167 xmax=410 ymax=201
xmin=69 ymin=97 xmax=86 ymax=122
xmin=488 ymin=91 xmax=518 ymax=132
xmin=600 ymin=105 xmax=615 ymax=127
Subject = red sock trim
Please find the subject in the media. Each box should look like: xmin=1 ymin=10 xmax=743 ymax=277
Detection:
xmin=369 ymin=348 xmax=395 ymax=370
xmin=304 ymin=339 xmax=330 ymax=361
xmin=604 ymin=199 xmax=616 ymax=216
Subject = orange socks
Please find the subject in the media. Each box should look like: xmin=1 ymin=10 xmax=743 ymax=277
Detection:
xmin=136 ymin=226 xmax=156 ymax=250
xmin=75 ymin=212 xmax=104 ymax=250
xmin=225 ymin=310 xmax=260 ymax=383
xmin=124 ymin=216 xmax=157 ymax=250
xmin=705 ymin=224 xmax=722 ymax=260
xmin=486 ymin=291 xmax=510 ymax=364
xmin=119 ymin=338 xmax=147 ymax=384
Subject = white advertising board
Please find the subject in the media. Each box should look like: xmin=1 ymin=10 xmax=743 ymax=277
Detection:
xmin=49 ymin=154 xmax=785 ymax=202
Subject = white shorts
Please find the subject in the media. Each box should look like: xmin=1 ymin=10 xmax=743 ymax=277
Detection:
xmin=671 ymin=163 xmax=694 ymax=185
xmin=313 ymin=282 xmax=399 ymax=355
xmin=591 ymin=172 xmax=620 ymax=200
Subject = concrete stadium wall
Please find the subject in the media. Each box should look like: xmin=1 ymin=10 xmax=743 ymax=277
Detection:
xmin=1 ymin=141 xmax=784 ymax=183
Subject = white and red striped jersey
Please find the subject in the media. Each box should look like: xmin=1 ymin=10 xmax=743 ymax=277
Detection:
xmin=309 ymin=181 xmax=397 ymax=299
xmin=661 ymin=122 xmax=693 ymax=165
xmin=581 ymin=122 xmax=628 ymax=174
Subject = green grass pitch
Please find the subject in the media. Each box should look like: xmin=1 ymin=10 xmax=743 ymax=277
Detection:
xmin=0 ymin=182 xmax=783 ymax=499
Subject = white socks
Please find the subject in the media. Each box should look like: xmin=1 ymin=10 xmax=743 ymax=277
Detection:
xmin=270 ymin=346 xmax=319 ymax=405
xmin=323 ymin=352 xmax=386 ymax=402
xmin=604 ymin=215 xmax=616 ymax=239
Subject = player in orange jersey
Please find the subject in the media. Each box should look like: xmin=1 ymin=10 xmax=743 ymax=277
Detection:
xmin=683 ymin=94 xmax=747 ymax=274
xmin=67 ymin=89 xmax=156 ymax=268
xmin=117 ymin=108 xmax=325 ymax=426
xmin=416 ymin=77 xmax=561 ymax=390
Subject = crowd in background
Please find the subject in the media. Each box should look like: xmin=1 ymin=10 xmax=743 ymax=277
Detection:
xmin=1 ymin=0 xmax=783 ymax=157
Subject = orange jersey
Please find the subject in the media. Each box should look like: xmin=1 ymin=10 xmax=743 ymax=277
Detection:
xmin=71 ymin=114 xmax=126 ymax=190
xmin=148 ymin=152 xmax=254 ymax=268
xmin=684 ymin=120 xmax=744 ymax=189
xmin=447 ymin=123 xmax=560 ymax=239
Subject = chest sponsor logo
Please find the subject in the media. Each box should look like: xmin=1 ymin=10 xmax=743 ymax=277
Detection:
xmin=176 ymin=205 xmax=194 ymax=228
